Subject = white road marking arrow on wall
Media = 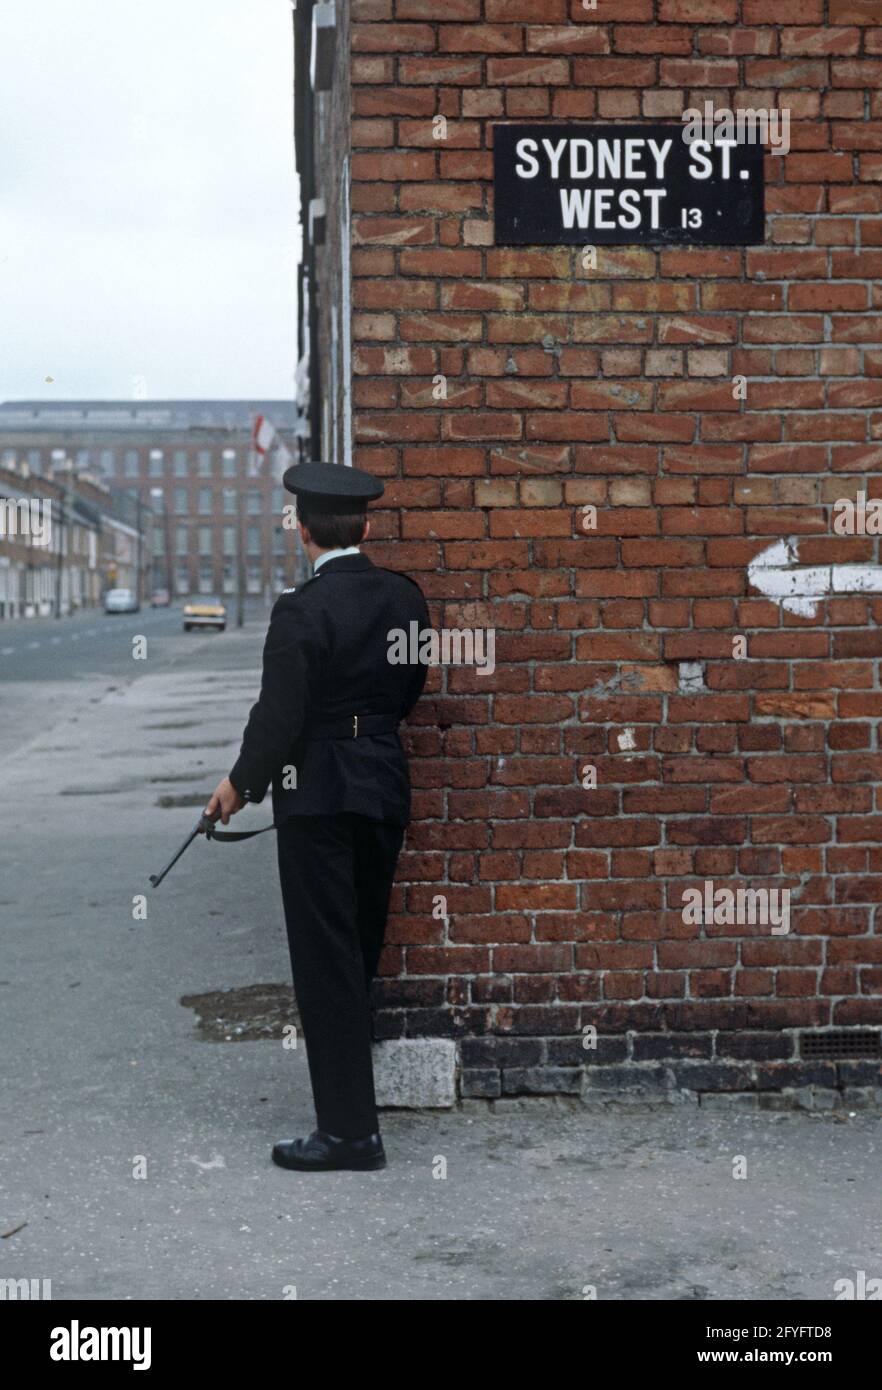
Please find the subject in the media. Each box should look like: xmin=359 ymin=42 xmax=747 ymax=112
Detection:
xmin=747 ymin=538 xmax=882 ymax=618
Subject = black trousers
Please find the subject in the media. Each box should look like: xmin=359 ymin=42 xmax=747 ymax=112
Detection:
xmin=276 ymin=813 xmax=404 ymax=1139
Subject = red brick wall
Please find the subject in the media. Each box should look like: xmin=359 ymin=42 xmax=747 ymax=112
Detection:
xmin=348 ymin=0 xmax=882 ymax=1098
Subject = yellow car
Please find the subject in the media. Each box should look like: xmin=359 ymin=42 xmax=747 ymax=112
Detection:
xmin=183 ymin=596 xmax=226 ymax=632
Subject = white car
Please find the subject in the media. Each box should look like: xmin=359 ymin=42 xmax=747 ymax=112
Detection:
xmin=104 ymin=587 xmax=140 ymax=614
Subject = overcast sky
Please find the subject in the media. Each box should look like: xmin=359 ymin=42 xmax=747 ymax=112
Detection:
xmin=0 ymin=0 xmax=298 ymax=402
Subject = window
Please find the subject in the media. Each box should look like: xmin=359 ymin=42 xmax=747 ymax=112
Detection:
xmin=247 ymin=524 xmax=261 ymax=555
xmin=27 ymin=449 xmax=42 ymax=470
xmin=174 ymin=449 xmax=188 ymax=477
xmin=176 ymin=565 xmax=190 ymax=596
xmin=174 ymin=487 xmax=187 ymax=515
xmin=222 ymin=525 xmax=236 ymax=555
xmin=272 ymin=486 xmax=284 ymax=514
xmin=149 ymin=449 xmax=163 ymax=479
xmin=152 ymin=529 xmax=164 ymax=557
xmin=273 ymin=526 xmax=285 ymax=555
xmin=76 ymin=449 xmax=91 ymax=468
xmin=176 ymin=525 xmax=189 ymax=557
xmin=197 ymin=449 xmax=212 ymax=477
xmin=124 ymin=449 xmax=139 ymax=478
xmin=197 ymin=487 xmax=212 ymax=515
xmin=198 ymin=563 xmax=214 ymax=594
xmin=1 ymin=448 xmax=15 ymax=467
xmin=100 ymin=449 xmax=115 ymax=475
xmin=222 ymin=448 xmax=237 ymax=478
xmin=198 ymin=526 xmax=212 ymax=555
xmin=246 ymin=489 xmax=261 ymax=515
xmin=222 ymin=488 xmax=236 ymax=515
xmin=247 ymin=564 xmax=262 ymax=594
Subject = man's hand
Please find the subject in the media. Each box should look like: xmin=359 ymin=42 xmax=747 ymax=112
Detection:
xmin=204 ymin=776 xmax=245 ymax=826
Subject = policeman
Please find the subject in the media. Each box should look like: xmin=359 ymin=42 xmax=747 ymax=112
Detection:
xmin=205 ymin=462 xmax=429 ymax=1172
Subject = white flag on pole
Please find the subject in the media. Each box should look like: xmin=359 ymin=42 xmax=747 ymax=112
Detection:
xmin=253 ymin=414 xmax=276 ymax=455
xmin=252 ymin=414 xmax=292 ymax=479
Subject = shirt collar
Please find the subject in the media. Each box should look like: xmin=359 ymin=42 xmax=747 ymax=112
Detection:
xmin=313 ymin=546 xmax=361 ymax=573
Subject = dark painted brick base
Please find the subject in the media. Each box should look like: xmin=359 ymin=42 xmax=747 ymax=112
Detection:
xmin=460 ymin=1035 xmax=882 ymax=1100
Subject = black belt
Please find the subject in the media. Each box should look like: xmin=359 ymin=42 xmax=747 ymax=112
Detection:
xmin=200 ymin=715 xmax=399 ymax=844
xmin=149 ymin=714 xmax=400 ymax=887
xmin=307 ymin=713 xmax=399 ymax=740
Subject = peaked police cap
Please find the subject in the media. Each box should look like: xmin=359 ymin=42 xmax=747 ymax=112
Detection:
xmin=282 ymin=461 xmax=384 ymax=513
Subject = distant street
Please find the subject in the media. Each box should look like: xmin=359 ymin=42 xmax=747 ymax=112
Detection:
xmin=0 ymin=600 xmax=271 ymax=763
xmin=0 ymin=601 xmax=262 ymax=682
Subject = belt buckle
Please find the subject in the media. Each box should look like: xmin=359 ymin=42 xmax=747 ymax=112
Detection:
xmin=353 ymin=715 xmax=358 ymax=739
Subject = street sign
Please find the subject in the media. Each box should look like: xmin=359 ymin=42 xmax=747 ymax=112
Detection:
xmin=492 ymin=123 xmax=765 ymax=247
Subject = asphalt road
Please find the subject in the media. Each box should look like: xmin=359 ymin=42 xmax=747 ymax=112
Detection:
xmin=0 ymin=601 xmax=270 ymax=764
xmin=0 ymin=602 xmax=260 ymax=683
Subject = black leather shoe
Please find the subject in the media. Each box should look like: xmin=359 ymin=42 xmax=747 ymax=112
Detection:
xmin=272 ymin=1130 xmax=386 ymax=1172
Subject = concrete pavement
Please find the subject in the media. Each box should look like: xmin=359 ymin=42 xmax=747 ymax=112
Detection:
xmin=1 ymin=611 xmax=881 ymax=1300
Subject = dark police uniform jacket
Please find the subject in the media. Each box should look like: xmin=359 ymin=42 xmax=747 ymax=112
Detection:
xmin=228 ymin=553 xmax=429 ymax=827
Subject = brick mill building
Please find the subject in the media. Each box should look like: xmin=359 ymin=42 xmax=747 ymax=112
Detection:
xmin=293 ymin=0 xmax=882 ymax=1101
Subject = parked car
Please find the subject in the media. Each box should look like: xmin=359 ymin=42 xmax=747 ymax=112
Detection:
xmin=183 ymin=596 xmax=226 ymax=632
xmin=104 ymin=588 xmax=140 ymax=614
xmin=150 ymin=588 xmax=171 ymax=607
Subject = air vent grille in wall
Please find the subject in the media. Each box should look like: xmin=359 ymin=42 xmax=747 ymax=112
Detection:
xmin=799 ymin=1030 xmax=881 ymax=1061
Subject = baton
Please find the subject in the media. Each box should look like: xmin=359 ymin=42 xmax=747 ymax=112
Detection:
xmin=148 ymin=812 xmax=213 ymax=888
xmin=149 ymin=810 xmax=277 ymax=888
